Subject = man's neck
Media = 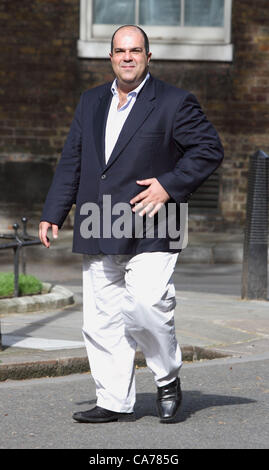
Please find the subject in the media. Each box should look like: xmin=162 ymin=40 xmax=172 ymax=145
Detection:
xmin=116 ymin=82 xmax=138 ymax=100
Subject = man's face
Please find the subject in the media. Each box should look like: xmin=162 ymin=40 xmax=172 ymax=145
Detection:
xmin=110 ymin=27 xmax=151 ymax=90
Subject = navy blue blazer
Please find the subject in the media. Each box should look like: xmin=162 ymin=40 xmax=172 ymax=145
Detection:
xmin=41 ymin=75 xmax=224 ymax=254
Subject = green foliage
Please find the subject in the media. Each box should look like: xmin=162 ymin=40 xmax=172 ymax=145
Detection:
xmin=0 ymin=272 xmax=43 ymax=298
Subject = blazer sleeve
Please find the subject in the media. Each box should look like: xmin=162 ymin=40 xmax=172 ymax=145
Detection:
xmin=156 ymin=92 xmax=224 ymax=205
xmin=40 ymin=94 xmax=83 ymax=228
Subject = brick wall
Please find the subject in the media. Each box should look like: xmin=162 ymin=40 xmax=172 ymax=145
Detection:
xmin=0 ymin=0 xmax=80 ymax=229
xmin=1 ymin=0 xmax=269 ymax=232
xmin=219 ymin=0 xmax=269 ymax=228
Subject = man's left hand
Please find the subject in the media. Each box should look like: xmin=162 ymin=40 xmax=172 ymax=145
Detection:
xmin=130 ymin=178 xmax=170 ymax=217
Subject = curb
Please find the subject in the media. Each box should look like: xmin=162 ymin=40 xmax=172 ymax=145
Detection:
xmin=0 ymin=346 xmax=228 ymax=381
xmin=179 ymin=244 xmax=244 ymax=264
xmin=1 ymin=244 xmax=245 ymax=265
xmin=0 ymin=284 xmax=75 ymax=314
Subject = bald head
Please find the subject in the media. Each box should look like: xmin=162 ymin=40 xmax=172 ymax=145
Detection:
xmin=110 ymin=25 xmax=150 ymax=55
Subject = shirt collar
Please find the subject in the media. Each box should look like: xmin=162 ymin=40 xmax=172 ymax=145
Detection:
xmin=111 ymin=72 xmax=150 ymax=97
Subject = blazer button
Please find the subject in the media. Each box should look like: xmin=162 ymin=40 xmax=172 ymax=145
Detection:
xmin=101 ymin=174 xmax=106 ymax=180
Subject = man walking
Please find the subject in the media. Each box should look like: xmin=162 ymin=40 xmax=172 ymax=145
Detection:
xmin=39 ymin=25 xmax=223 ymax=423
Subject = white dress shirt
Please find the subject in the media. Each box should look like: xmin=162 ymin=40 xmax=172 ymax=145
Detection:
xmin=105 ymin=72 xmax=150 ymax=164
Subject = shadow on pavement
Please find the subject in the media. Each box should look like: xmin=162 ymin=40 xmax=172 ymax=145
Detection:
xmin=134 ymin=391 xmax=256 ymax=423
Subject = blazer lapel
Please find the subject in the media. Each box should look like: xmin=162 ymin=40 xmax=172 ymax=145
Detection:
xmin=93 ymin=85 xmax=112 ymax=170
xmin=104 ymin=76 xmax=156 ymax=171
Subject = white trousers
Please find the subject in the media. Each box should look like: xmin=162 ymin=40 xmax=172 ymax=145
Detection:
xmin=82 ymin=252 xmax=182 ymax=413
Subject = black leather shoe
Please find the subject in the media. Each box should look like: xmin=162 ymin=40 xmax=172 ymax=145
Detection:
xmin=156 ymin=377 xmax=182 ymax=423
xmin=72 ymin=406 xmax=136 ymax=423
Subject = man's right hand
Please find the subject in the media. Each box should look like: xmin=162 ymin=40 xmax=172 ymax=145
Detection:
xmin=39 ymin=221 xmax=59 ymax=248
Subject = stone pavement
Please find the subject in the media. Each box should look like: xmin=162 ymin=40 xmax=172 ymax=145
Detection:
xmin=0 ymin=230 xmax=269 ymax=381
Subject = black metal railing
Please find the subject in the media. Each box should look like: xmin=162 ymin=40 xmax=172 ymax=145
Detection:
xmin=0 ymin=217 xmax=41 ymax=297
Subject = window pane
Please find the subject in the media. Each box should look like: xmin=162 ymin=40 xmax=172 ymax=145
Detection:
xmin=93 ymin=0 xmax=135 ymax=24
xmin=184 ymin=0 xmax=224 ymax=27
xmin=139 ymin=0 xmax=181 ymax=26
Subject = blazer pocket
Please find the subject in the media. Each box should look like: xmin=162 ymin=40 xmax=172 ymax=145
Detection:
xmin=137 ymin=131 xmax=165 ymax=139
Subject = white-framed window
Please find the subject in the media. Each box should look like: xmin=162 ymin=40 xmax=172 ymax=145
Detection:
xmin=78 ymin=0 xmax=233 ymax=61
